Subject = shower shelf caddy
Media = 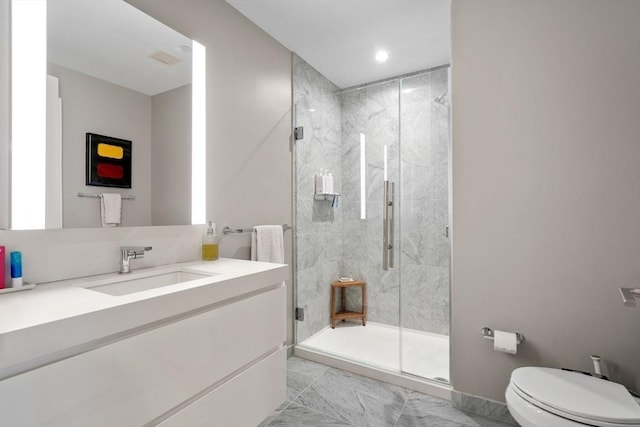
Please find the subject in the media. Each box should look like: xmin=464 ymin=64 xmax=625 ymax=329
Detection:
xmin=314 ymin=192 xmax=340 ymax=202
xmin=314 ymin=169 xmax=339 ymax=204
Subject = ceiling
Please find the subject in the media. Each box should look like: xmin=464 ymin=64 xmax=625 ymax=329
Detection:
xmin=225 ymin=0 xmax=451 ymax=89
xmin=48 ymin=0 xmax=192 ymax=96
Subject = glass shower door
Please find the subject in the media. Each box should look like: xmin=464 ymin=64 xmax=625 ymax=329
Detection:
xmin=338 ymin=80 xmax=402 ymax=371
xmin=399 ymin=69 xmax=451 ymax=383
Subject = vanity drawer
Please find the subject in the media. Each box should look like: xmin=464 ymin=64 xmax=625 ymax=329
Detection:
xmin=158 ymin=347 xmax=286 ymax=427
xmin=0 ymin=286 xmax=286 ymax=427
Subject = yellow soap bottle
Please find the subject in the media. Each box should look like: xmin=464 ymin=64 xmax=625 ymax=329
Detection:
xmin=202 ymin=221 xmax=219 ymax=261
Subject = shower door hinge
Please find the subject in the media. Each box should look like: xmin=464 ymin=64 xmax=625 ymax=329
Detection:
xmin=294 ymin=126 xmax=304 ymax=140
xmin=446 ymin=225 xmax=449 ymax=238
xmin=295 ymin=307 xmax=305 ymax=321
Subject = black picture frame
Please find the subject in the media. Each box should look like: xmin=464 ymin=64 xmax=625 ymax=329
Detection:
xmin=86 ymin=133 xmax=132 ymax=188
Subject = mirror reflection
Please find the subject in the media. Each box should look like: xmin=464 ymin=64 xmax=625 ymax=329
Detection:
xmin=10 ymin=0 xmax=198 ymax=230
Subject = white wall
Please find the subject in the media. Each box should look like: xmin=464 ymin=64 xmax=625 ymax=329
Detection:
xmin=0 ymin=225 xmax=204 ymax=285
xmin=451 ymin=0 xmax=640 ymax=402
xmin=126 ymin=0 xmax=294 ymax=343
xmin=0 ymin=1 xmax=9 ymax=230
xmin=151 ymin=84 xmax=192 ymax=226
xmin=48 ymin=63 xmax=152 ymax=228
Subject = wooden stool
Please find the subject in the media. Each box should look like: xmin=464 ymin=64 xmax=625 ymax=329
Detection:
xmin=330 ymin=280 xmax=366 ymax=328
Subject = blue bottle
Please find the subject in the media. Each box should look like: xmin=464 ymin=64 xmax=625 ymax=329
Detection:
xmin=10 ymin=251 xmax=22 ymax=288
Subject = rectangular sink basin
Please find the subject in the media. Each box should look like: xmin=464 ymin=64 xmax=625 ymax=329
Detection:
xmin=87 ymin=271 xmax=212 ymax=296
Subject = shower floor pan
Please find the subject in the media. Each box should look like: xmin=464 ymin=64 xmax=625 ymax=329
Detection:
xmin=300 ymin=321 xmax=449 ymax=382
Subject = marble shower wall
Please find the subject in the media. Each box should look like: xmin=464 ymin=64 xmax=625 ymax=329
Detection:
xmin=339 ymin=69 xmax=450 ymax=335
xmin=339 ymin=81 xmax=401 ymax=327
xmin=293 ymin=54 xmax=343 ymax=342
xmin=294 ymin=53 xmax=450 ymax=341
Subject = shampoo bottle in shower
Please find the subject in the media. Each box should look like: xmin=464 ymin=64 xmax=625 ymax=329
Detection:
xmin=315 ymin=169 xmax=325 ymax=194
xmin=202 ymin=221 xmax=219 ymax=261
xmin=326 ymin=171 xmax=334 ymax=194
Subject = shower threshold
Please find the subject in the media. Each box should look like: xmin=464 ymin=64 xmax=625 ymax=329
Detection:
xmin=295 ymin=321 xmax=451 ymax=398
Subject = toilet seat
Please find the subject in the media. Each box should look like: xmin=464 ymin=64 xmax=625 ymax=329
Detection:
xmin=509 ymin=367 xmax=640 ymax=427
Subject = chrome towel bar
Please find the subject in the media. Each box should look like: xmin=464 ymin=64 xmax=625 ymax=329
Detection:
xmin=77 ymin=192 xmax=135 ymax=200
xmin=222 ymin=224 xmax=291 ymax=235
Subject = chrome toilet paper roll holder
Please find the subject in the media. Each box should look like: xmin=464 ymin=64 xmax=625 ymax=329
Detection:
xmin=481 ymin=327 xmax=525 ymax=345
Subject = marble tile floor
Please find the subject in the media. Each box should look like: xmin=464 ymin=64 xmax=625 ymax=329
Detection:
xmin=301 ymin=321 xmax=449 ymax=382
xmin=259 ymin=357 xmax=514 ymax=427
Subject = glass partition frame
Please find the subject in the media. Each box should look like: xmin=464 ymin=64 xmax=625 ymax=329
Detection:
xmin=293 ymin=56 xmax=451 ymax=384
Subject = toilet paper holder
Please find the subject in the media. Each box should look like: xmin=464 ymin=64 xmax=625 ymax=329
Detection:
xmin=481 ymin=327 xmax=525 ymax=345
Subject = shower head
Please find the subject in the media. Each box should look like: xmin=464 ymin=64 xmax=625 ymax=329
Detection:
xmin=434 ymin=91 xmax=448 ymax=106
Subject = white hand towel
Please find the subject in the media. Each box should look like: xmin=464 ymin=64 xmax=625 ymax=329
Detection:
xmin=251 ymin=225 xmax=284 ymax=263
xmin=100 ymin=193 xmax=122 ymax=227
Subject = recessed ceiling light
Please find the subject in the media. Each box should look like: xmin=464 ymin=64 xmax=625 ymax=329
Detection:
xmin=402 ymin=88 xmax=414 ymax=94
xmin=375 ymin=50 xmax=389 ymax=62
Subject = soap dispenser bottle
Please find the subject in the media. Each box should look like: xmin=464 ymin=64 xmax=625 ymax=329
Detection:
xmin=202 ymin=221 xmax=219 ymax=261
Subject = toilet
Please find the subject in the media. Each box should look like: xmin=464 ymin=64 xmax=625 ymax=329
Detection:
xmin=506 ymin=367 xmax=640 ymax=427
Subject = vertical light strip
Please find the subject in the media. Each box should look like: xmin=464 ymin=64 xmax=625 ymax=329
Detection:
xmin=191 ymin=40 xmax=206 ymax=224
xmin=383 ymin=145 xmax=388 ymax=181
xmin=11 ymin=0 xmax=47 ymax=230
xmin=45 ymin=75 xmax=62 ymax=229
xmin=360 ymin=133 xmax=366 ymax=219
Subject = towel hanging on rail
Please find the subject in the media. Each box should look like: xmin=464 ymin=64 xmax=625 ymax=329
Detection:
xmin=100 ymin=193 xmax=121 ymax=227
xmin=251 ymin=225 xmax=284 ymax=263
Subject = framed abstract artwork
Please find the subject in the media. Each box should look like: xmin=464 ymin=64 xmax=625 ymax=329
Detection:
xmin=86 ymin=133 xmax=132 ymax=188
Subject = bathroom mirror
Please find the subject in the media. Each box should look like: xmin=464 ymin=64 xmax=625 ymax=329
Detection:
xmin=6 ymin=0 xmax=205 ymax=230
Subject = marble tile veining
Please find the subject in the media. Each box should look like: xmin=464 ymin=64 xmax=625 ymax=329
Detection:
xmin=267 ymin=403 xmax=352 ymax=427
xmin=287 ymin=355 xmax=331 ymax=379
xmin=286 ymin=369 xmax=317 ymax=403
xmin=451 ymin=392 xmax=518 ymax=425
xmin=294 ymin=53 xmax=344 ymax=343
xmin=296 ymin=376 xmax=405 ymax=427
xmin=259 ymin=357 xmax=516 ymax=427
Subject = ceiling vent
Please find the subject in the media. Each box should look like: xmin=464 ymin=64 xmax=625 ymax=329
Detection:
xmin=149 ymin=50 xmax=182 ymax=66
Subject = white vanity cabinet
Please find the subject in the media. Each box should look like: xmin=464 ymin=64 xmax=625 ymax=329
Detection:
xmin=0 ymin=262 xmax=287 ymax=427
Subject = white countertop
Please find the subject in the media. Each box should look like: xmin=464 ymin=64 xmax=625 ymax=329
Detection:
xmin=0 ymin=258 xmax=288 ymax=378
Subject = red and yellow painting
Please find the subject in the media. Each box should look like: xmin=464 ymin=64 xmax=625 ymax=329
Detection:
xmin=86 ymin=133 xmax=132 ymax=188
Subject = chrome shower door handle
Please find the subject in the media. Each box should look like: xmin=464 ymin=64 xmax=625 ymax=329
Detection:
xmin=388 ymin=181 xmax=395 ymax=269
xmin=383 ymin=180 xmax=395 ymax=270
xmin=383 ymin=181 xmax=389 ymax=271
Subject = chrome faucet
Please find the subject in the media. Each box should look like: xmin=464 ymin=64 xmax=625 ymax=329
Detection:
xmin=119 ymin=246 xmax=152 ymax=274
